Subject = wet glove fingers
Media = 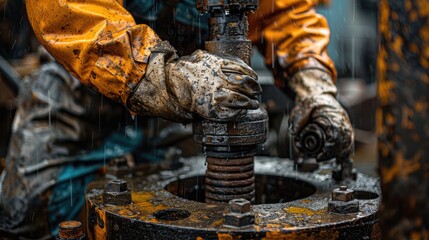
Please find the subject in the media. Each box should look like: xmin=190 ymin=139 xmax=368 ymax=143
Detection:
xmin=289 ymin=94 xmax=336 ymax=135
xmin=224 ymin=74 xmax=262 ymax=99
xmin=215 ymin=89 xmax=260 ymax=109
xmin=211 ymin=107 xmax=247 ymax=120
xmin=221 ymin=58 xmax=258 ymax=80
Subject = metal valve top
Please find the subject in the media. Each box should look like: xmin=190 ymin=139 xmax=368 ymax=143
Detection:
xmin=196 ymin=0 xmax=258 ymax=13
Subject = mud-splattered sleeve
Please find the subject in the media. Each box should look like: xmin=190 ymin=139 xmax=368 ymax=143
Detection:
xmin=26 ymin=0 xmax=162 ymax=105
xmin=248 ymin=0 xmax=336 ymax=88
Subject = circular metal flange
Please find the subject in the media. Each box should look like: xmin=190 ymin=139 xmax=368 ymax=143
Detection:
xmin=86 ymin=157 xmax=381 ymax=240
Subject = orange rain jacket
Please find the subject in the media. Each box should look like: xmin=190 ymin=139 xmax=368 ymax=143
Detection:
xmin=26 ymin=0 xmax=335 ymax=106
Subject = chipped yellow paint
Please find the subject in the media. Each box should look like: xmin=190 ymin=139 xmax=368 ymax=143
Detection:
xmin=217 ymin=233 xmax=234 ymax=240
xmin=377 ymin=79 xmax=396 ymax=107
xmin=416 ymin=0 xmax=429 ymax=16
xmin=94 ymin=207 xmax=107 ymax=240
xmin=405 ymin=0 xmax=412 ymax=11
xmin=283 ymin=207 xmax=326 ymax=218
xmin=262 ymin=229 xmax=339 ymax=240
xmin=381 ymin=151 xmax=422 ymax=183
xmin=118 ymin=208 xmax=138 ymax=218
xmin=211 ymin=219 xmax=224 ymax=227
xmin=265 ymin=223 xmax=285 ymax=230
xmin=132 ymin=191 xmax=155 ymax=203
xmin=391 ymin=36 xmax=404 ymax=57
xmin=101 ymin=191 xmax=169 ymax=224
xmin=385 ymin=112 xmax=396 ymax=126
xmin=300 ymin=199 xmax=313 ymax=204
xmin=409 ymin=10 xmax=418 ymax=21
xmin=415 ymin=101 xmax=428 ymax=112
xmin=283 ymin=206 xmax=323 ymax=216
xmin=377 ymin=48 xmax=396 ymax=106
xmin=378 ymin=0 xmax=391 ymax=39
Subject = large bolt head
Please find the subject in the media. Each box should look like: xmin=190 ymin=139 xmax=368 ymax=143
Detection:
xmin=106 ymin=179 xmax=128 ymax=193
xmin=229 ymin=198 xmax=251 ymax=213
xmin=332 ymin=186 xmax=355 ymax=202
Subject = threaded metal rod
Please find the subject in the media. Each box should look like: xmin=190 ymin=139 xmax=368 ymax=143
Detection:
xmin=195 ymin=1 xmax=266 ymax=204
xmin=205 ymin=156 xmax=255 ymax=203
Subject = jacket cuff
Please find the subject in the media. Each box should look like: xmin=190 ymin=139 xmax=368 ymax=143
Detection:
xmin=288 ymin=68 xmax=338 ymax=100
xmin=127 ymin=77 xmax=193 ymax=123
xmin=285 ymin=57 xmax=336 ymax=82
xmin=126 ymin=41 xmax=193 ymax=123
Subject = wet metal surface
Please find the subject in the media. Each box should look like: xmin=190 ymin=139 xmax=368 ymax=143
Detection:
xmin=86 ymin=157 xmax=381 ymax=240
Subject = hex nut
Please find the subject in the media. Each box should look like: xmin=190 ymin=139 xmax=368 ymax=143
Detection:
xmin=223 ymin=212 xmax=255 ymax=228
xmin=107 ymin=157 xmax=130 ymax=178
xmin=106 ymin=179 xmax=128 ymax=193
xmin=332 ymin=186 xmax=355 ymax=202
xmin=328 ymin=199 xmax=360 ymax=214
xmin=224 ymin=198 xmax=254 ymax=228
xmin=103 ymin=179 xmax=131 ymax=205
xmin=332 ymin=166 xmax=357 ymax=181
xmin=229 ymin=198 xmax=251 ymax=213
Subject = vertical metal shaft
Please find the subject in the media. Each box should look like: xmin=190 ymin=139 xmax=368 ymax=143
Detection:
xmin=205 ymin=156 xmax=255 ymax=202
xmin=194 ymin=1 xmax=267 ymax=204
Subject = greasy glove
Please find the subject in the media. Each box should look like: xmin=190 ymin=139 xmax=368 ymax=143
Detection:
xmin=128 ymin=41 xmax=261 ymax=122
xmin=288 ymin=69 xmax=354 ymax=161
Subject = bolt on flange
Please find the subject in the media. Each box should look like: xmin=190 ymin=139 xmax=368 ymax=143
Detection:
xmin=103 ymin=179 xmax=132 ymax=205
xmin=332 ymin=159 xmax=358 ymax=181
xmin=106 ymin=157 xmax=130 ymax=178
xmin=328 ymin=186 xmax=359 ymax=214
xmin=56 ymin=220 xmax=86 ymax=240
xmin=223 ymin=198 xmax=255 ymax=228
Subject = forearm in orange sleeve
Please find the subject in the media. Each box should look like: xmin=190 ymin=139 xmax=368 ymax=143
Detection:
xmin=248 ymin=0 xmax=337 ymax=84
xmin=26 ymin=0 xmax=161 ymax=105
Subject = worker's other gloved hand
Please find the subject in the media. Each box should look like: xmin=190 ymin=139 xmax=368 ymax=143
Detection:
xmin=128 ymin=41 xmax=261 ymax=122
xmin=288 ymin=69 xmax=354 ymax=161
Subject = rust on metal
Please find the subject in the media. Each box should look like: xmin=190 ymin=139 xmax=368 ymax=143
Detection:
xmin=377 ymin=0 xmax=429 ymax=239
xmin=206 ymin=156 xmax=255 ymax=203
xmin=57 ymin=220 xmax=85 ymax=239
xmin=85 ymin=156 xmax=381 ymax=240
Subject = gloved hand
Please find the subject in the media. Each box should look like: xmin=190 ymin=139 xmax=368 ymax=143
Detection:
xmin=128 ymin=41 xmax=261 ymax=122
xmin=288 ymin=69 xmax=354 ymax=161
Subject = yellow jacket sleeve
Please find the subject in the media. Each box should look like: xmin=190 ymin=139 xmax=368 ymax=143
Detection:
xmin=249 ymin=0 xmax=336 ymax=86
xmin=26 ymin=0 xmax=161 ymax=105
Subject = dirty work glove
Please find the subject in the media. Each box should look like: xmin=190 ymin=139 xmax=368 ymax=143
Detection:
xmin=128 ymin=41 xmax=261 ymax=122
xmin=288 ymin=69 xmax=354 ymax=161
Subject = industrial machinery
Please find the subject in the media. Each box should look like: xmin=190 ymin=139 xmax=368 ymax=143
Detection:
xmin=85 ymin=1 xmax=381 ymax=239
xmin=86 ymin=156 xmax=380 ymax=239
xmin=193 ymin=0 xmax=268 ymax=204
